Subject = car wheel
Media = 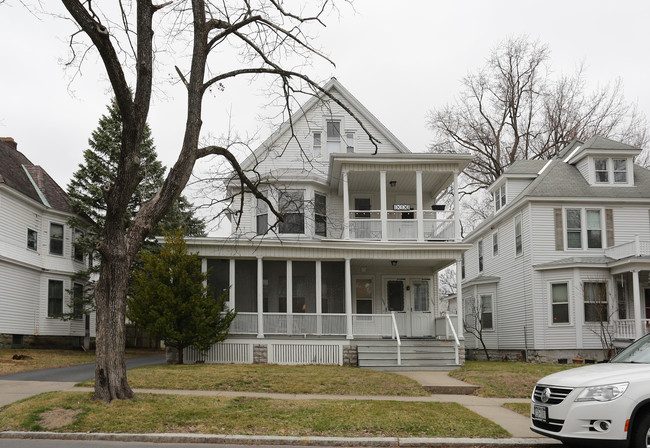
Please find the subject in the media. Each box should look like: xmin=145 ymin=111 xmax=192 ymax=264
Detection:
xmin=632 ymin=413 xmax=650 ymax=448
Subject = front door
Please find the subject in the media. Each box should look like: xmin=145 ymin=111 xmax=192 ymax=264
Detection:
xmin=385 ymin=278 xmax=432 ymax=337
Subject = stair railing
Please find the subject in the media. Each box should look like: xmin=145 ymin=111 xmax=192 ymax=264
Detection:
xmin=443 ymin=311 xmax=460 ymax=365
xmin=390 ymin=311 xmax=402 ymax=366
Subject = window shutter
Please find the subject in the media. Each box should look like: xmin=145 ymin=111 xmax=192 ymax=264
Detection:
xmin=605 ymin=209 xmax=615 ymax=247
xmin=554 ymin=208 xmax=564 ymax=251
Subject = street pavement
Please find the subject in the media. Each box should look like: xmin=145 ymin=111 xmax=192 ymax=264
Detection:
xmin=0 ymin=359 xmax=560 ymax=447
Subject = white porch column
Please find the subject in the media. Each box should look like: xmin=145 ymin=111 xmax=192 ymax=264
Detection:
xmin=456 ymin=258 xmax=464 ymax=339
xmin=201 ymin=258 xmax=208 ymax=287
xmin=380 ymin=170 xmax=388 ymax=241
xmin=345 ymin=258 xmax=353 ymax=339
xmin=229 ymin=259 xmax=236 ymax=312
xmin=343 ymin=171 xmax=350 ymax=240
xmin=316 ymin=260 xmax=323 ymax=335
xmin=633 ymin=269 xmax=643 ymax=338
xmin=416 ymin=170 xmax=424 ymax=242
xmin=453 ymin=170 xmax=461 ymax=242
xmin=257 ymin=257 xmax=264 ymax=338
xmin=287 ymin=260 xmax=293 ymax=335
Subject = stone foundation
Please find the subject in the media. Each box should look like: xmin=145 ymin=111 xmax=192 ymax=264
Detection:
xmin=466 ymin=348 xmax=610 ymax=363
xmin=253 ymin=344 xmax=268 ymax=364
xmin=343 ymin=345 xmax=358 ymax=366
xmin=0 ymin=334 xmax=93 ymax=350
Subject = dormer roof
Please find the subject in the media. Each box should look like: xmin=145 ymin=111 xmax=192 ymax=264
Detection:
xmin=562 ymin=135 xmax=642 ymax=164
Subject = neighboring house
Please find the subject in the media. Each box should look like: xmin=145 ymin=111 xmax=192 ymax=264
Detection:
xmin=0 ymin=137 xmax=94 ymax=348
xmin=456 ymin=136 xmax=650 ymax=362
xmin=183 ymin=78 xmax=473 ymax=369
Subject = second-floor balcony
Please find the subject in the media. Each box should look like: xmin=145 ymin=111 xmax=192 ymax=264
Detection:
xmin=349 ymin=209 xmax=455 ymax=241
xmin=605 ymin=236 xmax=650 ymax=260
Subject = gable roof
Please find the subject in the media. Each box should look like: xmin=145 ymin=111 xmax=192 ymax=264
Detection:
xmin=562 ymin=135 xmax=641 ymax=164
xmin=0 ymin=138 xmax=74 ymax=214
xmin=240 ymin=78 xmax=411 ymax=171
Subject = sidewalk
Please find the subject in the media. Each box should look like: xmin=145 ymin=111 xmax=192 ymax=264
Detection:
xmin=0 ymin=369 xmax=558 ymax=446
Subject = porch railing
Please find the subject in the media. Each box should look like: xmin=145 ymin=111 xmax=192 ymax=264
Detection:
xmin=391 ymin=311 xmax=401 ymax=365
xmin=614 ymin=319 xmax=650 ymax=340
xmin=605 ymin=237 xmax=650 ymax=260
xmin=443 ymin=312 xmax=460 ymax=365
xmin=348 ymin=209 xmax=455 ymax=241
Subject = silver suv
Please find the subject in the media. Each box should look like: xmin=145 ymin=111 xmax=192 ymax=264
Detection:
xmin=531 ymin=333 xmax=650 ymax=447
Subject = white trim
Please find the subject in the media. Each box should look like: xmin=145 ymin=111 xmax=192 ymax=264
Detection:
xmin=548 ymin=280 xmax=573 ymax=327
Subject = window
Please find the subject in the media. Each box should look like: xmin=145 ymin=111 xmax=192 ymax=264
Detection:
xmin=478 ymin=240 xmax=484 ymax=272
xmin=461 ymin=253 xmax=465 ymax=279
xmin=315 ymin=193 xmax=327 ymax=237
xmin=48 ymin=280 xmax=63 ymax=317
xmin=613 ymin=158 xmax=627 ymax=183
xmin=354 ymin=197 xmax=371 ymax=218
xmin=494 ymin=184 xmax=506 ymax=212
xmin=514 ymin=215 xmax=523 ymax=256
xmin=73 ymin=283 xmax=84 ymax=319
xmin=326 ymin=120 xmax=341 ymax=154
xmin=73 ymin=228 xmax=84 ymax=262
xmin=345 ymin=132 xmax=355 ymax=153
xmin=586 ymin=209 xmax=602 ymax=249
xmin=584 ymin=282 xmax=608 ymax=323
xmin=256 ymin=200 xmax=268 ymax=235
xmin=492 ymin=232 xmax=498 ymax=256
xmin=566 ymin=209 xmax=582 ymax=249
xmin=594 ymin=158 xmax=609 ymax=183
xmin=355 ymin=278 xmax=373 ymax=314
xmin=49 ymin=223 xmax=64 ymax=255
xmin=480 ymin=294 xmax=493 ymax=330
xmin=278 ymin=190 xmax=304 ymax=234
xmin=313 ymin=131 xmax=322 ymax=158
xmin=27 ymin=229 xmax=37 ymax=251
xmin=551 ymin=283 xmax=569 ymax=324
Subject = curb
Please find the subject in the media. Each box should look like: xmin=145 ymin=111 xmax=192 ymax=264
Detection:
xmin=0 ymin=431 xmax=562 ymax=446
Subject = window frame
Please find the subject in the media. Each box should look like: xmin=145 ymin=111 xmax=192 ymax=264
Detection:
xmin=27 ymin=228 xmax=38 ymax=251
xmin=72 ymin=282 xmax=84 ymax=319
xmin=278 ymin=190 xmax=305 ymax=235
xmin=586 ymin=209 xmax=602 ymax=249
xmin=584 ymin=281 xmax=609 ymax=323
xmin=549 ymin=281 xmax=571 ymax=325
xmin=49 ymin=223 xmax=64 ymax=256
xmin=314 ymin=192 xmax=327 ymax=237
xmin=256 ymin=198 xmax=269 ymax=236
xmin=326 ymin=120 xmax=341 ymax=155
xmin=492 ymin=231 xmax=498 ymax=257
xmin=514 ymin=214 xmax=523 ymax=256
xmin=345 ymin=131 xmax=355 ymax=153
xmin=354 ymin=277 xmax=374 ymax=314
xmin=47 ymin=279 xmax=64 ymax=317
xmin=566 ymin=208 xmax=582 ymax=249
xmin=613 ymin=158 xmax=628 ymax=184
xmin=494 ymin=184 xmax=506 ymax=212
xmin=312 ymin=131 xmax=322 ymax=158
xmin=480 ymin=294 xmax=494 ymax=330
xmin=594 ymin=158 xmax=609 ymax=183
xmin=73 ymin=228 xmax=84 ymax=262
xmin=478 ymin=239 xmax=484 ymax=273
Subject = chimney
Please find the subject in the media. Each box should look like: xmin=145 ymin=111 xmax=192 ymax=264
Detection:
xmin=0 ymin=137 xmax=17 ymax=150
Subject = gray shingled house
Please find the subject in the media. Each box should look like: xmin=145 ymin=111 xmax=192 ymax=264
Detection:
xmin=451 ymin=136 xmax=650 ymax=362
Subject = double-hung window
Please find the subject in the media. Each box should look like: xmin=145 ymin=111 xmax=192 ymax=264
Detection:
xmin=315 ymin=193 xmax=327 ymax=237
xmin=256 ymin=200 xmax=269 ymax=235
xmin=613 ymin=159 xmax=628 ymax=183
xmin=586 ymin=209 xmax=602 ymax=248
xmin=279 ymin=191 xmax=304 ymax=234
xmin=478 ymin=240 xmax=484 ymax=272
xmin=566 ymin=209 xmax=582 ymax=249
xmin=345 ymin=132 xmax=355 ymax=153
xmin=27 ymin=229 xmax=38 ymax=251
xmin=326 ymin=121 xmax=341 ymax=154
xmin=50 ymin=223 xmax=64 ymax=255
xmin=584 ymin=282 xmax=608 ymax=322
xmin=594 ymin=158 xmax=609 ymax=183
xmin=480 ymin=294 xmax=493 ymax=330
xmin=494 ymin=184 xmax=506 ymax=212
xmin=48 ymin=280 xmax=63 ymax=317
xmin=492 ymin=232 xmax=499 ymax=256
xmin=551 ymin=283 xmax=569 ymax=324
xmin=514 ymin=215 xmax=522 ymax=256
xmin=313 ymin=131 xmax=322 ymax=158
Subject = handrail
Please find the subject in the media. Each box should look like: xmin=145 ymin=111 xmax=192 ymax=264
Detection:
xmin=443 ymin=311 xmax=460 ymax=365
xmin=390 ymin=311 xmax=402 ymax=366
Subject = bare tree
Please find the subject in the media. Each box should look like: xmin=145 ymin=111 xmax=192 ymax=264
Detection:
xmin=428 ymin=35 xmax=648 ymax=192
xmin=463 ymin=296 xmax=491 ymax=361
xmin=54 ymin=0 xmax=372 ymax=403
xmin=582 ymin=280 xmax=616 ymax=360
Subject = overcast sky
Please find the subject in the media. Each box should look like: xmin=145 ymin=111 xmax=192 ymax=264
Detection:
xmin=1 ymin=0 xmax=649 ymax=202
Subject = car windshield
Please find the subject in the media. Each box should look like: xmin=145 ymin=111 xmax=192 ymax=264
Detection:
xmin=611 ymin=333 xmax=650 ymax=363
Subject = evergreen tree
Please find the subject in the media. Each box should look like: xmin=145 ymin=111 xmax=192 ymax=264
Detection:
xmin=128 ymin=228 xmax=235 ymax=364
xmin=65 ymin=99 xmax=206 ymax=319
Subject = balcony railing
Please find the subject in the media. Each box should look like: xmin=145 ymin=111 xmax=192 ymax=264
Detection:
xmin=348 ymin=209 xmax=455 ymax=241
xmin=605 ymin=237 xmax=650 ymax=260
xmin=614 ymin=319 xmax=650 ymax=340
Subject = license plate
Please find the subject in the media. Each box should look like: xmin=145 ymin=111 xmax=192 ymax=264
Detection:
xmin=533 ymin=405 xmax=548 ymax=422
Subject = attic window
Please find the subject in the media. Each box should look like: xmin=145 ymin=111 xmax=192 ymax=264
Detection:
xmin=313 ymin=132 xmax=322 ymax=158
xmin=326 ymin=121 xmax=341 ymax=154
xmin=594 ymin=159 xmax=609 ymax=183
xmin=494 ymin=184 xmax=506 ymax=212
xmin=613 ymin=159 xmax=627 ymax=183
xmin=345 ymin=132 xmax=355 ymax=153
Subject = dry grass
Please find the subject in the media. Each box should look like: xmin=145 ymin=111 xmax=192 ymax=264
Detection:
xmin=81 ymin=364 xmax=429 ymax=396
xmin=503 ymin=402 xmax=530 ymax=417
xmin=0 ymin=391 xmax=509 ymax=438
xmin=449 ymin=361 xmax=577 ymax=398
xmin=0 ymin=349 xmax=161 ymax=375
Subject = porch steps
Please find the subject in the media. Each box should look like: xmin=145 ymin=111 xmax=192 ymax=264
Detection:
xmin=355 ymin=338 xmax=461 ymax=371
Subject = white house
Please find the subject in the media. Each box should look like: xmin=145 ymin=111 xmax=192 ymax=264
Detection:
xmin=183 ymin=79 xmax=473 ymax=369
xmin=0 ymin=137 xmax=95 ymax=349
xmin=456 ymin=136 xmax=650 ymax=362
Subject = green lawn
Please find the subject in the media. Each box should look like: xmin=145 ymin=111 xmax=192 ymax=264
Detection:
xmin=449 ymin=361 xmax=577 ymax=398
xmin=80 ymin=363 xmax=429 ymax=396
xmin=0 ymin=391 xmax=509 ymax=438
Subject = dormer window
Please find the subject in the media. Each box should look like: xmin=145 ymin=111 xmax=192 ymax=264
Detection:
xmin=494 ymin=184 xmax=506 ymax=212
xmin=594 ymin=158 xmax=609 ymax=183
xmin=613 ymin=159 xmax=627 ymax=183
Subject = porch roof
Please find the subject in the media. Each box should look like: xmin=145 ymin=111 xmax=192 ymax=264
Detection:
xmin=534 ymin=256 xmax=615 ymax=271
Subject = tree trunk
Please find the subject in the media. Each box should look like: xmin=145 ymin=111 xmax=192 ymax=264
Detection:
xmin=177 ymin=345 xmax=184 ymax=365
xmin=93 ymin=245 xmax=134 ymax=402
